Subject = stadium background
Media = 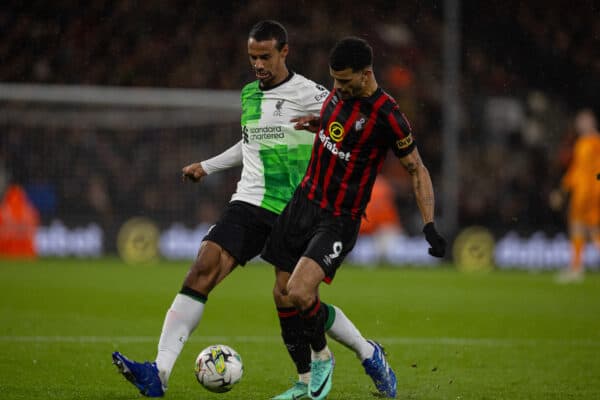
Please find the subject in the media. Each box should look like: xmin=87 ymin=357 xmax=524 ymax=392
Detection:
xmin=2 ymin=3 xmax=600 ymax=399
xmin=1 ymin=0 xmax=599 ymax=267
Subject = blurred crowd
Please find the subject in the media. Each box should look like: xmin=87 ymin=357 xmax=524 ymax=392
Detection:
xmin=1 ymin=1 xmax=598 ymax=238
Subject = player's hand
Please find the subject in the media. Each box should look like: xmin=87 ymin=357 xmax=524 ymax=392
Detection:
xmin=291 ymin=115 xmax=320 ymax=133
xmin=182 ymin=162 xmax=207 ymax=182
xmin=423 ymin=222 xmax=446 ymax=258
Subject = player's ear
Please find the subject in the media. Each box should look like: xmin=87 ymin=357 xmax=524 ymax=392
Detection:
xmin=280 ymin=43 xmax=289 ymax=58
xmin=361 ymin=68 xmax=370 ymax=84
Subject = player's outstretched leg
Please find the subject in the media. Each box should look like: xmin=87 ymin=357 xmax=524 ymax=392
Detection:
xmin=272 ymin=268 xmax=312 ymax=399
xmin=272 ymin=306 xmax=311 ymax=400
xmin=112 ymin=241 xmax=235 ymax=395
xmin=324 ymin=304 xmax=397 ymax=397
xmin=112 ymin=352 xmax=165 ymax=397
xmin=361 ymin=340 xmax=397 ymax=398
xmin=299 ymin=299 xmax=334 ymax=400
xmin=275 ymin=299 xmax=398 ymax=398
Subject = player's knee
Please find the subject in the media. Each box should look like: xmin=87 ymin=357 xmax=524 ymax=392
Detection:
xmin=273 ymin=269 xmax=292 ymax=306
xmin=286 ymin=283 xmax=313 ymax=311
xmin=272 ymin=284 xmax=287 ymax=305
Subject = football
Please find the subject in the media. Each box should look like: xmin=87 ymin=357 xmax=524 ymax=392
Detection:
xmin=194 ymin=344 xmax=243 ymax=393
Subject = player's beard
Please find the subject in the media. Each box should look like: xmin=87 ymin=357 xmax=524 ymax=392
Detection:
xmin=338 ymin=90 xmax=351 ymax=100
xmin=339 ymin=88 xmax=356 ymax=100
xmin=338 ymin=83 xmax=362 ymax=100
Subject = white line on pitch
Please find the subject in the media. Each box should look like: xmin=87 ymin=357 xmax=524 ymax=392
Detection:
xmin=0 ymin=335 xmax=599 ymax=347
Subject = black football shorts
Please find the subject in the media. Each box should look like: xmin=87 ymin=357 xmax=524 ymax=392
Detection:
xmin=261 ymin=189 xmax=360 ymax=282
xmin=203 ymin=200 xmax=278 ymax=265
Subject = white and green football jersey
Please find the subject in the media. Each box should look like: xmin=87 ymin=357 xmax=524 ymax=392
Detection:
xmin=231 ymin=73 xmax=329 ymax=214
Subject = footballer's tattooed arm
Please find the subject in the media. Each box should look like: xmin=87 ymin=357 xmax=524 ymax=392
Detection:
xmin=400 ymin=148 xmax=435 ymax=224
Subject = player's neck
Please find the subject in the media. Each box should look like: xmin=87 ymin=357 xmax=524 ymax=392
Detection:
xmin=260 ymin=68 xmax=291 ymax=90
xmin=361 ymin=77 xmax=378 ymax=98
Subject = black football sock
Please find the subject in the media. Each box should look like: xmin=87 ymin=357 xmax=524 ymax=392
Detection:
xmin=300 ymin=298 xmax=328 ymax=352
xmin=278 ymin=306 xmax=311 ymax=374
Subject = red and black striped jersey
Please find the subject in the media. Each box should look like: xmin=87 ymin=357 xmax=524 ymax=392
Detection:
xmin=300 ymin=87 xmax=416 ymax=219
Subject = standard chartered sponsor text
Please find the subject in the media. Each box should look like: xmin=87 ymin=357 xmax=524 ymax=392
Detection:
xmin=248 ymin=126 xmax=285 ymax=140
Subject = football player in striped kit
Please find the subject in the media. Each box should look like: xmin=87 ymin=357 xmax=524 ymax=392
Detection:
xmin=262 ymin=37 xmax=446 ymax=400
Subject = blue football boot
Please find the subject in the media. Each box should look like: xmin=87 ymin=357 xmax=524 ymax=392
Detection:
xmin=362 ymin=340 xmax=397 ymax=398
xmin=112 ymin=351 xmax=165 ymax=397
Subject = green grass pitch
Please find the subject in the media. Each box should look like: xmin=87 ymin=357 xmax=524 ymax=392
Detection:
xmin=1 ymin=258 xmax=599 ymax=399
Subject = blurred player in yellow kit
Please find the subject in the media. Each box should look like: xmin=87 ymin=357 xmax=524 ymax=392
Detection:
xmin=554 ymin=109 xmax=600 ymax=282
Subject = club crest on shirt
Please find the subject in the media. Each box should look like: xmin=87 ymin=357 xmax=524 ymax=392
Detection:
xmin=328 ymin=121 xmax=345 ymax=142
xmin=273 ymin=99 xmax=285 ymax=117
xmin=354 ymin=117 xmax=366 ymax=132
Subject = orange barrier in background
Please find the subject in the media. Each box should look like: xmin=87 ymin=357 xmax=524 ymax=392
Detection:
xmin=359 ymin=176 xmax=402 ymax=235
xmin=0 ymin=185 xmax=39 ymax=258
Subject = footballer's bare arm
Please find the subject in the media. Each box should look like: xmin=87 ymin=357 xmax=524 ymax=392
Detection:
xmin=399 ymin=147 xmax=435 ymax=224
xmin=182 ymin=141 xmax=243 ymax=182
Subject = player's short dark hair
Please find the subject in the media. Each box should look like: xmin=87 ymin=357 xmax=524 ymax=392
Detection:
xmin=249 ymin=20 xmax=288 ymax=51
xmin=329 ymin=37 xmax=373 ymax=72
